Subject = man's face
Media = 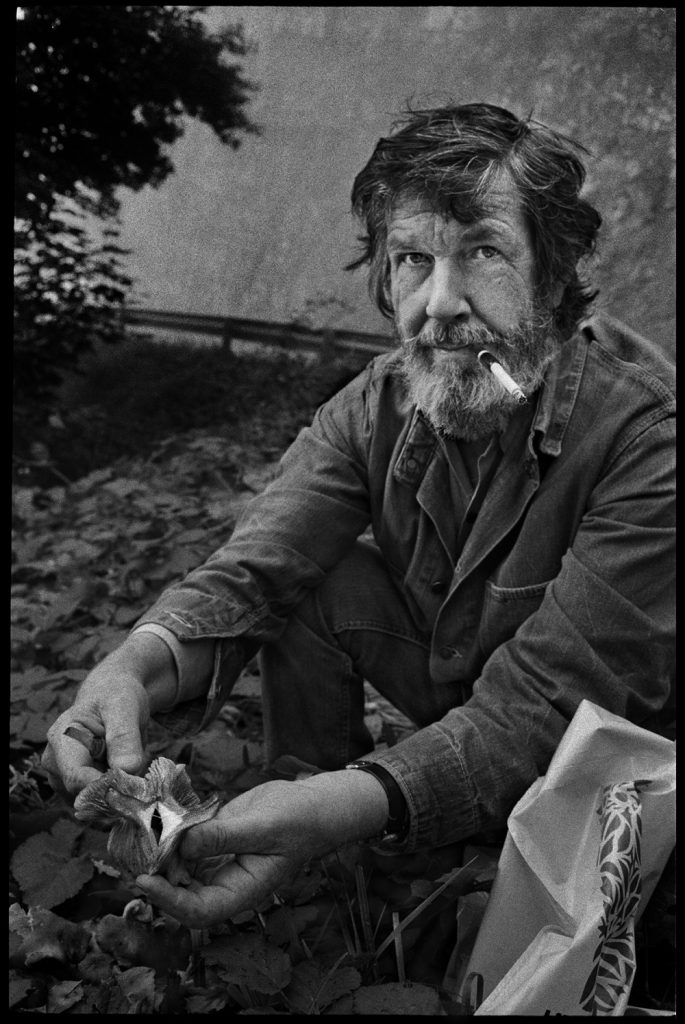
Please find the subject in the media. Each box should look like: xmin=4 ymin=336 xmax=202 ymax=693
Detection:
xmin=387 ymin=173 xmax=562 ymax=439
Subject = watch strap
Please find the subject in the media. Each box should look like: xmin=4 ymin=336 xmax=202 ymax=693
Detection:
xmin=345 ymin=760 xmax=409 ymax=841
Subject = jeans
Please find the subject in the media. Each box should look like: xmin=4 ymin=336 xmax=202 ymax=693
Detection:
xmin=259 ymin=537 xmax=465 ymax=770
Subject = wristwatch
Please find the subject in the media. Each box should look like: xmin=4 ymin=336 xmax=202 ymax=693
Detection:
xmin=345 ymin=760 xmax=409 ymax=842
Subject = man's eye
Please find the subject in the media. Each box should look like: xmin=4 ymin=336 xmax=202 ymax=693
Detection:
xmin=397 ymin=252 xmax=430 ymax=267
xmin=473 ymin=245 xmax=500 ymax=259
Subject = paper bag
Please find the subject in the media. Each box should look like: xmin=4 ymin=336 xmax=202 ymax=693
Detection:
xmin=461 ymin=699 xmax=675 ymax=1015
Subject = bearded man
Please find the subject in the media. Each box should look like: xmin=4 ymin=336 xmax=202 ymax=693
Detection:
xmin=43 ymin=103 xmax=674 ymax=930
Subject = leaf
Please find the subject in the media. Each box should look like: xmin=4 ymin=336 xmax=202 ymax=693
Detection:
xmin=20 ymin=709 xmax=58 ymax=745
xmin=11 ymin=907 xmax=91 ymax=970
xmin=10 ymin=818 xmax=95 ymax=909
xmin=71 ymin=468 xmax=113 ymax=494
xmin=53 ymin=538 xmax=102 ymax=564
xmin=204 ymin=932 xmax=292 ymax=995
xmin=185 ymin=989 xmax=230 ymax=1013
xmin=148 ymin=548 xmax=202 ymax=580
xmin=35 ymin=578 xmax=94 ymax=631
xmin=47 ymin=979 xmax=85 ymax=1013
xmin=265 ymin=904 xmax=319 ymax=946
xmin=10 ymin=711 xmax=31 ymax=740
xmin=113 ymin=604 xmax=147 ymax=626
xmin=328 ymin=981 xmax=446 ymax=1015
xmin=273 ymin=863 xmax=325 ymax=906
xmin=114 ymin=965 xmax=158 ymax=1013
xmin=26 ymin=688 xmax=59 ymax=713
xmin=285 ymin=959 xmax=362 ymax=1014
xmin=9 ymin=902 xmax=33 ymax=941
xmin=173 ymin=527 xmax=208 ymax=544
xmin=10 ymin=665 xmax=50 ymax=700
xmin=9 ymin=971 xmax=36 ymax=1008
xmin=103 ymin=477 xmax=145 ymax=499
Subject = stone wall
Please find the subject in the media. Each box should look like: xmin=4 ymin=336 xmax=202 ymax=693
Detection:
xmin=114 ymin=7 xmax=675 ymax=357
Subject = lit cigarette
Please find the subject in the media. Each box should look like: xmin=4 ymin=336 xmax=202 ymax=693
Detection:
xmin=478 ymin=350 xmax=528 ymax=405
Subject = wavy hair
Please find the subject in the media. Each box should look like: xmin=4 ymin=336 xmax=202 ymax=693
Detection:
xmin=346 ymin=103 xmax=602 ymax=337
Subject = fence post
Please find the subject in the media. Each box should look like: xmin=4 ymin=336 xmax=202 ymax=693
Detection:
xmin=221 ymin=320 xmax=233 ymax=353
xmin=318 ymin=327 xmax=337 ymax=363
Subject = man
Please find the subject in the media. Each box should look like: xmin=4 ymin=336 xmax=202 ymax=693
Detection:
xmin=43 ymin=103 xmax=675 ymax=929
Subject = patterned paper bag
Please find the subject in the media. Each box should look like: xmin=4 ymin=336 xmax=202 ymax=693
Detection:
xmin=460 ymin=700 xmax=675 ymax=1016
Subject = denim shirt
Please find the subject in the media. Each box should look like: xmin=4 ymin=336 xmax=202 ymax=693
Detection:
xmin=138 ymin=314 xmax=675 ymax=850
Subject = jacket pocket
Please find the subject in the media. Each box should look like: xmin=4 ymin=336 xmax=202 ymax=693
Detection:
xmin=479 ymin=578 xmax=552 ymax=656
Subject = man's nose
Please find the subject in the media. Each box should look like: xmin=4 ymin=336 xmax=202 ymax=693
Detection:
xmin=425 ymin=259 xmax=471 ymax=322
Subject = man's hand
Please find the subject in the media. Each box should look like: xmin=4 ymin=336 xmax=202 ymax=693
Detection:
xmin=136 ymin=769 xmax=391 ymax=928
xmin=41 ymin=632 xmax=178 ymax=796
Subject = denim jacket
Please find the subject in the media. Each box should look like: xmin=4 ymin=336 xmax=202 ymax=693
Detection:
xmin=138 ymin=314 xmax=675 ymax=850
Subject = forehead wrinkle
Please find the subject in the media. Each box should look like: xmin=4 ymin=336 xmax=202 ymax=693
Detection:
xmin=387 ymin=168 xmax=529 ymax=241
xmin=386 ymin=213 xmax=520 ymax=252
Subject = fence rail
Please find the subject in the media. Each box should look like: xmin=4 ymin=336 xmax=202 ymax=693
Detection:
xmin=121 ymin=307 xmax=395 ymax=356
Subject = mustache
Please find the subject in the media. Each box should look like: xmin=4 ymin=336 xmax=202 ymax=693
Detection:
xmin=400 ymin=308 xmax=558 ymax=364
xmin=403 ymin=321 xmax=513 ymax=353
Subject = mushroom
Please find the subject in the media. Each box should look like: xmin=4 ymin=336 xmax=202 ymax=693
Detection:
xmin=74 ymin=757 xmax=221 ymax=876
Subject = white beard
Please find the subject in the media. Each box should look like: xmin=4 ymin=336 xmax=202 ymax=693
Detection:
xmin=398 ymin=315 xmax=561 ymax=440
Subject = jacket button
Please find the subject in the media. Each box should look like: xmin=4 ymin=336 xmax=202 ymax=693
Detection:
xmin=430 ymin=580 xmax=447 ymax=594
xmin=439 ymin=644 xmax=461 ymax=659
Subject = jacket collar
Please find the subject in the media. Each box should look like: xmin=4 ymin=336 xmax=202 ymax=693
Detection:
xmin=531 ymin=324 xmax=589 ymax=457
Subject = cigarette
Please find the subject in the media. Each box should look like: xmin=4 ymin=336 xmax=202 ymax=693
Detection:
xmin=478 ymin=350 xmax=528 ymax=405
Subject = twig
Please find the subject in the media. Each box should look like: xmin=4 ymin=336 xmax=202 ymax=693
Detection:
xmin=373 ymin=856 xmax=477 ymax=962
xmin=355 ymin=863 xmax=375 ymax=956
xmin=306 ymin=949 xmax=352 ymax=1015
xmin=13 ymin=452 xmax=73 ymax=486
xmin=392 ymin=911 xmax=406 ymax=984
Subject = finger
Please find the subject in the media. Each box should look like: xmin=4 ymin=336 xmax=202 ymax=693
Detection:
xmin=43 ymin=725 xmax=108 ymax=796
xmin=104 ymin=720 xmax=146 ymax=774
xmin=63 ymin=726 xmax=107 ymax=763
xmin=179 ymin=813 xmax=274 ymax=861
xmin=136 ymin=874 xmax=247 ymax=929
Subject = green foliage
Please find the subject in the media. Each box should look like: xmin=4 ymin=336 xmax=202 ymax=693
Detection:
xmin=14 ymin=5 xmax=259 ymax=403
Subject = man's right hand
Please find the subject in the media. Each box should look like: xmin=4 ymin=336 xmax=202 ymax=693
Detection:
xmin=41 ymin=631 xmax=178 ymax=797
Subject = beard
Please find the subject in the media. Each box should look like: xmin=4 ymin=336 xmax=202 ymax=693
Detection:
xmin=396 ymin=309 xmax=562 ymax=441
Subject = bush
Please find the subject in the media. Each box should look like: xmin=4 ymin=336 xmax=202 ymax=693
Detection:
xmin=13 ymin=336 xmax=370 ymax=486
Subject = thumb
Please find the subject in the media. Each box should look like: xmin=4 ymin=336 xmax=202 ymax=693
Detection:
xmin=181 ymin=816 xmax=256 ymax=861
xmin=105 ymin=722 xmax=146 ymax=774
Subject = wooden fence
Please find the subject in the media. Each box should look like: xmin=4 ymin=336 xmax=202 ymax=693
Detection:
xmin=121 ymin=308 xmax=394 ymax=357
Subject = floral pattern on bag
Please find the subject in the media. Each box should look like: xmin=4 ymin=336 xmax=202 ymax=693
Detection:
xmin=579 ymin=779 xmax=651 ymax=1014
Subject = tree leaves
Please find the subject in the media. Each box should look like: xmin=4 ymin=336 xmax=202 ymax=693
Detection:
xmin=15 ymin=6 xmax=259 ymax=402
